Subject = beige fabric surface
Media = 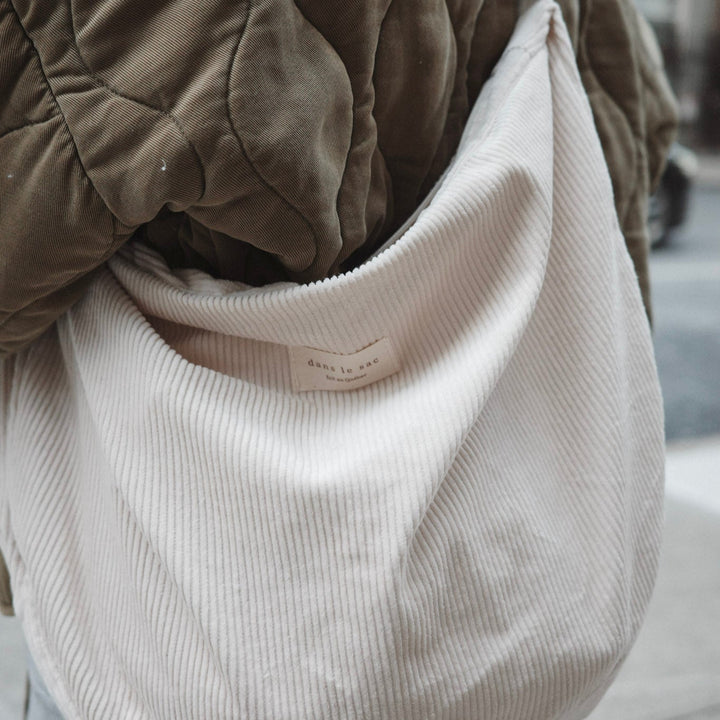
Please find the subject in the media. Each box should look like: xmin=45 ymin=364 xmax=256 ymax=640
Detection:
xmin=1 ymin=3 xmax=665 ymax=715
xmin=0 ymin=0 xmax=677 ymax=615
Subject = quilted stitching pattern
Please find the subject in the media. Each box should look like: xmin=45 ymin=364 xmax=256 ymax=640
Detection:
xmin=0 ymin=0 xmax=677 ymax=360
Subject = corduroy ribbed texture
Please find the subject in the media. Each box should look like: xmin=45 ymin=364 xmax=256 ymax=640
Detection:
xmin=0 ymin=2 xmax=665 ymax=718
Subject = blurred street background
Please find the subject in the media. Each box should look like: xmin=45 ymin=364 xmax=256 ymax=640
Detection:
xmin=1 ymin=1 xmax=719 ymax=718
xmin=586 ymin=168 xmax=720 ymax=720
xmin=591 ymin=2 xmax=720 ymax=714
xmin=652 ymin=179 xmax=720 ymax=444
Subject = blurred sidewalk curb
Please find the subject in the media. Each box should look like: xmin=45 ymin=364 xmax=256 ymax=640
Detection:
xmin=695 ymin=153 xmax=720 ymax=188
xmin=589 ymin=434 xmax=720 ymax=720
xmin=665 ymin=433 xmax=720 ymax=514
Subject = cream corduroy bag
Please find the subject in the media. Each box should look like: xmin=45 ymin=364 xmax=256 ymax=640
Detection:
xmin=0 ymin=1 xmax=665 ymax=718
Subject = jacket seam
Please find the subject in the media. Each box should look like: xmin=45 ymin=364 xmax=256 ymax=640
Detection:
xmin=0 ymin=116 xmax=56 ymax=142
xmin=65 ymin=0 xmax=207 ymax=202
xmin=7 ymin=0 xmax=117 ymax=248
xmin=0 ymin=253 xmax=116 ymax=335
xmin=293 ymin=2 xmax=358 ymax=263
xmin=225 ymin=0 xmax=322 ymax=273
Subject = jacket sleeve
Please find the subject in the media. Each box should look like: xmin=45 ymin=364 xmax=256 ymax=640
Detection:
xmin=2 ymin=0 xmax=679 ymax=359
xmin=0 ymin=354 xmax=14 ymax=616
xmin=0 ymin=2 xmax=132 ymax=359
xmin=0 ymin=553 xmax=11 ymax=616
xmin=634 ymin=8 xmax=680 ymax=194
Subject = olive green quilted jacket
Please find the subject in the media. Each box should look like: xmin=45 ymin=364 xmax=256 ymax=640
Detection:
xmin=1 ymin=0 xmax=677 ymax=615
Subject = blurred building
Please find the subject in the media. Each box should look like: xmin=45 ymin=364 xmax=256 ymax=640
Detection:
xmin=635 ymin=0 xmax=720 ymax=148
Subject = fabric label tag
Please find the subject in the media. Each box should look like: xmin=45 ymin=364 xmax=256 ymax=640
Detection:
xmin=288 ymin=337 xmax=401 ymax=392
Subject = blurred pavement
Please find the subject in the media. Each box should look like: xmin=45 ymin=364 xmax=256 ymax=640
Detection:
xmin=695 ymin=153 xmax=720 ymax=187
xmin=588 ymin=435 xmax=720 ymax=720
xmin=650 ymin=173 xmax=720 ymax=442
xmin=0 ymin=599 xmax=26 ymax=718
xmin=1 ymin=436 xmax=719 ymax=719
